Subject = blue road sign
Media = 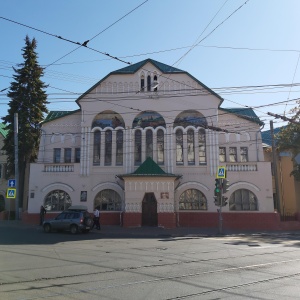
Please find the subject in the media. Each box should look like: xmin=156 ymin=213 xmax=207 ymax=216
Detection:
xmin=217 ymin=166 xmax=226 ymax=179
xmin=8 ymin=179 xmax=16 ymax=188
xmin=7 ymin=188 xmax=16 ymax=199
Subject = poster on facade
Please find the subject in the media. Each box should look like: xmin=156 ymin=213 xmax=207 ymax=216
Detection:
xmin=80 ymin=191 xmax=87 ymax=202
xmin=161 ymin=192 xmax=169 ymax=199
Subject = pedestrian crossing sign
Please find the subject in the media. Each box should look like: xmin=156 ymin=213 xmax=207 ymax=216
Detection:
xmin=217 ymin=166 xmax=226 ymax=179
xmin=7 ymin=188 xmax=16 ymax=199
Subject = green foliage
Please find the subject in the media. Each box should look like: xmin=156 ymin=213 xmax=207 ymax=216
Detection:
xmin=275 ymin=102 xmax=300 ymax=180
xmin=1 ymin=35 xmax=49 ymax=177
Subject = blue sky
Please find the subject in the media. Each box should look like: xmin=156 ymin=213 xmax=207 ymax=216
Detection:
xmin=1 ymin=0 xmax=300 ymax=130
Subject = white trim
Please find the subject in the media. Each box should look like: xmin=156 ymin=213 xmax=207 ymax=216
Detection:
xmin=230 ymin=181 xmax=260 ymax=192
xmin=42 ymin=183 xmax=74 ymax=192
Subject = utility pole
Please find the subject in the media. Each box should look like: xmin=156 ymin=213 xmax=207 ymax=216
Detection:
xmin=14 ymin=113 xmax=19 ymax=220
xmin=270 ymin=120 xmax=281 ymax=215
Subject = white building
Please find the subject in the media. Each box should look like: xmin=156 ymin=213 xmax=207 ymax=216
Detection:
xmin=26 ymin=59 xmax=276 ymax=229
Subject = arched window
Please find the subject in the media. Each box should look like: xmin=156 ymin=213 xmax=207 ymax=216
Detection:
xmin=147 ymin=75 xmax=151 ymax=91
xmin=105 ymin=130 xmax=112 ymax=165
xmin=94 ymin=189 xmax=122 ymax=211
xmin=157 ymin=129 xmax=164 ymax=164
xmin=146 ymin=130 xmax=153 ymax=159
xmin=133 ymin=111 xmax=166 ymax=129
xmin=153 ymin=75 xmax=158 ymax=91
xmin=44 ymin=190 xmax=71 ymax=212
xmin=116 ymin=130 xmax=123 ymax=165
xmin=92 ymin=111 xmax=124 ymax=129
xmin=179 ymin=189 xmax=207 ymax=210
xmin=229 ymin=189 xmax=258 ymax=211
xmin=93 ymin=130 xmax=101 ymax=165
xmin=187 ymin=129 xmax=195 ymax=165
xmin=135 ymin=130 xmax=142 ymax=165
xmin=141 ymin=74 xmax=145 ymax=92
xmin=176 ymin=129 xmax=183 ymax=164
xmin=174 ymin=110 xmax=207 ymax=128
xmin=198 ymin=128 xmax=206 ymax=164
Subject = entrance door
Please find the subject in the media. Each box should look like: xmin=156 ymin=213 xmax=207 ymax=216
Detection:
xmin=142 ymin=193 xmax=158 ymax=226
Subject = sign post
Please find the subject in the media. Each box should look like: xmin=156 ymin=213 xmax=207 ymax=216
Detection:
xmin=216 ymin=166 xmax=226 ymax=234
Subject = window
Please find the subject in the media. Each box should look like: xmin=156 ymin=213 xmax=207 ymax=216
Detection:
xmin=135 ymin=130 xmax=142 ymax=165
xmin=44 ymin=189 xmax=72 ymax=211
xmin=179 ymin=189 xmax=207 ymax=210
xmin=187 ymin=129 xmax=195 ymax=165
xmin=153 ymin=75 xmax=158 ymax=91
xmin=94 ymin=189 xmax=122 ymax=211
xmin=64 ymin=148 xmax=71 ymax=163
xmin=54 ymin=148 xmax=61 ymax=163
xmin=141 ymin=75 xmax=145 ymax=92
xmin=105 ymin=130 xmax=112 ymax=165
xmin=198 ymin=129 xmax=206 ymax=164
xmin=229 ymin=147 xmax=237 ymax=162
xmin=176 ymin=129 xmax=184 ymax=164
xmin=75 ymin=148 xmax=80 ymax=163
xmin=240 ymin=147 xmax=248 ymax=162
xmin=93 ymin=131 xmax=101 ymax=165
xmin=147 ymin=75 xmax=151 ymax=91
xmin=219 ymin=147 xmax=226 ymax=163
xmin=157 ymin=129 xmax=164 ymax=164
xmin=146 ymin=130 xmax=153 ymax=159
xmin=229 ymin=189 xmax=258 ymax=211
xmin=116 ymin=130 xmax=123 ymax=165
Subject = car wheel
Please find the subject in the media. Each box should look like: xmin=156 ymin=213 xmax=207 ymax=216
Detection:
xmin=44 ymin=224 xmax=51 ymax=233
xmin=70 ymin=225 xmax=78 ymax=234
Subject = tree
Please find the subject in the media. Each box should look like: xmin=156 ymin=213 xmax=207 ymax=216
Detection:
xmin=276 ymin=104 xmax=300 ymax=180
xmin=2 ymin=35 xmax=48 ymax=209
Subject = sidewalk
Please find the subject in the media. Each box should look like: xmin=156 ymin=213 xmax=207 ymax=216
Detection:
xmin=1 ymin=220 xmax=300 ymax=238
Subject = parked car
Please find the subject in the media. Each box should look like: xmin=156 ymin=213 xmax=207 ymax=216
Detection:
xmin=43 ymin=205 xmax=93 ymax=234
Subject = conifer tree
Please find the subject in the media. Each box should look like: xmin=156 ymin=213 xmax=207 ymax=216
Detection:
xmin=2 ymin=35 xmax=48 ymax=209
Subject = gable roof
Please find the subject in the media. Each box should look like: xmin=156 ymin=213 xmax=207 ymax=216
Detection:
xmin=42 ymin=110 xmax=80 ymax=124
xmin=75 ymin=58 xmax=224 ymax=104
xmin=117 ymin=157 xmax=180 ymax=178
xmin=220 ymin=107 xmax=264 ymax=126
xmin=0 ymin=123 xmax=8 ymax=138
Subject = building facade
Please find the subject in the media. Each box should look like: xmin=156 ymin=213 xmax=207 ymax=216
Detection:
xmin=25 ymin=59 xmax=277 ymax=229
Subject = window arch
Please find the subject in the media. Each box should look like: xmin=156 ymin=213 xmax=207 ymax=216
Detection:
xmin=94 ymin=189 xmax=122 ymax=211
xmin=176 ymin=129 xmax=183 ymax=164
xmin=105 ymin=130 xmax=112 ymax=165
xmin=44 ymin=190 xmax=71 ymax=212
xmin=174 ymin=110 xmax=207 ymax=128
xmin=229 ymin=189 xmax=258 ymax=211
xmin=92 ymin=110 xmax=124 ymax=129
xmin=157 ymin=129 xmax=164 ymax=164
xmin=133 ymin=111 xmax=166 ymax=129
xmin=141 ymin=74 xmax=145 ymax=92
xmin=198 ymin=128 xmax=206 ymax=164
xmin=93 ymin=130 xmax=101 ymax=165
xmin=146 ymin=129 xmax=153 ymax=159
xmin=187 ymin=129 xmax=195 ymax=165
xmin=116 ymin=130 xmax=123 ymax=165
xmin=135 ymin=130 xmax=142 ymax=165
xmin=179 ymin=189 xmax=207 ymax=210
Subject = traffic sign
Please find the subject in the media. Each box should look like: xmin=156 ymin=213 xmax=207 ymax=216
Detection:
xmin=8 ymin=179 xmax=16 ymax=187
xmin=7 ymin=188 xmax=16 ymax=199
xmin=217 ymin=166 xmax=226 ymax=179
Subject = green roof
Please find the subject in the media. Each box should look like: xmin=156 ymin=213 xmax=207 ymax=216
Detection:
xmin=42 ymin=110 xmax=80 ymax=124
xmin=118 ymin=157 xmax=180 ymax=178
xmin=0 ymin=123 xmax=8 ymax=138
xmin=76 ymin=58 xmax=224 ymax=104
xmin=220 ymin=107 xmax=264 ymax=126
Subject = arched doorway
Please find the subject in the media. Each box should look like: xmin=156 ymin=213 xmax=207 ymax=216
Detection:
xmin=142 ymin=193 xmax=157 ymax=226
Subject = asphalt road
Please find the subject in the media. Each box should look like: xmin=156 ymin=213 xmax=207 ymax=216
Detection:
xmin=1 ymin=221 xmax=300 ymax=300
